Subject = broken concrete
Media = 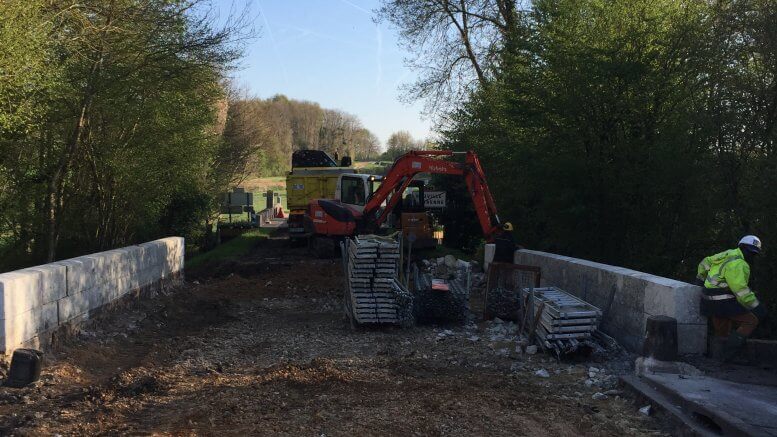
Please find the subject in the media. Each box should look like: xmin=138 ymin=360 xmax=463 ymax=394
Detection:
xmin=1 ymin=237 xmax=184 ymax=355
xmin=514 ymin=250 xmax=706 ymax=354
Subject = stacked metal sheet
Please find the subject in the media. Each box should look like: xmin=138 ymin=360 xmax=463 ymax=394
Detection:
xmin=343 ymin=236 xmax=412 ymax=325
xmin=521 ymin=286 xmax=602 ymax=351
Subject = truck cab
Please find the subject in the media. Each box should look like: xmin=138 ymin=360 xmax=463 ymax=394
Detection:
xmin=306 ymin=173 xmax=434 ymax=247
xmin=334 ymin=174 xmax=381 ymax=214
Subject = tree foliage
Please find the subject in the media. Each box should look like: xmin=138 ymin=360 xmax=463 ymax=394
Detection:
xmin=377 ymin=0 xmax=522 ymax=115
xmin=431 ymin=0 xmax=777 ymax=335
xmin=222 ymin=95 xmax=381 ymax=177
xmin=0 ymin=0 xmax=247 ymax=267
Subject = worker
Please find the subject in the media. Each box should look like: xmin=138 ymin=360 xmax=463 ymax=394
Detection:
xmin=493 ymin=223 xmax=516 ymax=263
xmin=697 ymin=235 xmax=767 ymax=362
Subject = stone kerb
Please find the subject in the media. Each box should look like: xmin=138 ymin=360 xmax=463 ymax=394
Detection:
xmin=1 ymin=237 xmax=184 ymax=355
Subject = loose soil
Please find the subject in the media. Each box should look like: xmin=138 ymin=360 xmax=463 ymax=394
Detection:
xmin=0 ymin=234 xmax=666 ymax=436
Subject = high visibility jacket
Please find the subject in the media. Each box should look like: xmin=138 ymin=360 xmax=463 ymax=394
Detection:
xmin=697 ymin=248 xmax=760 ymax=310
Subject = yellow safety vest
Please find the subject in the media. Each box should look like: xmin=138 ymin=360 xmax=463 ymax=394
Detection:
xmin=697 ymin=248 xmax=759 ymax=310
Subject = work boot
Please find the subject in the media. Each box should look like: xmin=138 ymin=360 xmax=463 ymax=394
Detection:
xmin=721 ymin=331 xmax=747 ymax=363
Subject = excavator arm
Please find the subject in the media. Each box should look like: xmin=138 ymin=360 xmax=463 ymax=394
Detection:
xmin=362 ymin=150 xmax=504 ymax=241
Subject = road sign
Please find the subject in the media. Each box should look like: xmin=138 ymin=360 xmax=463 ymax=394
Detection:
xmin=424 ymin=191 xmax=446 ymax=208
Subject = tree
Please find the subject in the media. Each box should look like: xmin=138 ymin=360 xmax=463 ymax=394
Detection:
xmin=376 ymin=0 xmax=521 ymax=114
xmin=383 ymin=130 xmax=419 ymax=160
xmin=219 ymin=95 xmax=380 ymax=176
xmin=352 ymin=129 xmax=381 ymax=160
xmin=440 ymin=0 xmax=777 ymax=337
xmin=0 ymin=0 xmax=248 ymax=266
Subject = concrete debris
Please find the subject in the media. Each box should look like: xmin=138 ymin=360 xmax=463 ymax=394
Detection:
xmin=510 ymin=363 xmax=525 ymax=372
xmin=525 ymin=345 xmax=538 ymax=355
xmin=436 ymin=330 xmax=455 ymax=339
xmin=485 ymin=319 xmax=518 ymax=342
xmin=638 ymin=405 xmax=652 ymax=416
xmin=634 ymin=357 xmax=703 ymax=377
xmin=468 ymin=335 xmax=480 ymax=342
xmin=583 ymin=370 xmax=619 ymax=390
xmin=592 ymin=392 xmax=608 ymax=401
xmin=535 ymin=369 xmax=550 ymax=378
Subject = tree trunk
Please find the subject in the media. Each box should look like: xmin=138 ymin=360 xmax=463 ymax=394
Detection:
xmin=44 ymin=56 xmax=102 ymax=262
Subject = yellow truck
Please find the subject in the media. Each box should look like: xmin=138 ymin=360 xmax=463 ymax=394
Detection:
xmin=286 ymin=150 xmax=355 ymax=240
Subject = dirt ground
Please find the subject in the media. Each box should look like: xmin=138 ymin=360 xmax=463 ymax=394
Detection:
xmin=0 ymin=235 xmax=667 ymax=436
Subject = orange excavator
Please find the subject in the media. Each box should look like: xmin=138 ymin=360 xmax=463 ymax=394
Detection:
xmin=304 ymin=150 xmax=510 ymax=255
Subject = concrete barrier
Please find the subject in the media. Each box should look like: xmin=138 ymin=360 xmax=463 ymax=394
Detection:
xmin=0 ymin=237 xmax=184 ymax=356
xmin=514 ymin=249 xmax=706 ymax=354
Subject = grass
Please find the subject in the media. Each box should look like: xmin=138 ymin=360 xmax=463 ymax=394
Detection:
xmin=354 ymin=161 xmax=391 ymax=175
xmin=232 ymin=175 xmax=288 ymax=211
xmin=241 ymin=175 xmax=286 ymax=192
xmin=186 ymin=228 xmax=273 ymax=270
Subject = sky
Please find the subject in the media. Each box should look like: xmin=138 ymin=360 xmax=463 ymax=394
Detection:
xmin=209 ymin=0 xmax=433 ymax=147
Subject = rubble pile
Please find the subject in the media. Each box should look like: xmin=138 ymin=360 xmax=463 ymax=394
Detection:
xmin=485 ymin=317 xmax=520 ymax=343
xmin=342 ymin=236 xmax=414 ymax=325
xmin=412 ymin=255 xmax=471 ymax=322
xmin=486 ymin=286 xmax=522 ymax=320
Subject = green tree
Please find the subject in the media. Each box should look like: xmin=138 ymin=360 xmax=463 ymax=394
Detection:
xmin=0 ymin=0 xmax=247 ymax=267
xmin=434 ymin=0 xmax=777 ymax=335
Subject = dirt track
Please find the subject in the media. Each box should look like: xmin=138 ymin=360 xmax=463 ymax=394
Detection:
xmin=0 ymin=235 xmax=666 ymax=436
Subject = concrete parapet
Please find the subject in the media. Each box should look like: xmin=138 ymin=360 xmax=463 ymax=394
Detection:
xmin=0 ymin=237 xmax=184 ymax=355
xmin=514 ymin=249 xmax=706 ymax=354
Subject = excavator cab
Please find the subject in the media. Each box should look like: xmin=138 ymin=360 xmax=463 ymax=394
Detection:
xmin=396 ymin=180 xmax=436 ymax=249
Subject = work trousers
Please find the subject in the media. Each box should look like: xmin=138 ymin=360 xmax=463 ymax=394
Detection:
xmin=712 ymin=312 xmax=759 ymax=337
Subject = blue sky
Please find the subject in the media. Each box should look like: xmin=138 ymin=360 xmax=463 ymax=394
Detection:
xmin=210 ymin=0 xmax=432 ymax=147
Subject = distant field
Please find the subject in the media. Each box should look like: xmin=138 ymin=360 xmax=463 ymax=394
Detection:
xmin=241 ymin=175 xmax=285 ymax=192
xmin=354 ymin=160 xmax=390 ymax=169
xmin=354 ymin=160 xmax=391 ymax=175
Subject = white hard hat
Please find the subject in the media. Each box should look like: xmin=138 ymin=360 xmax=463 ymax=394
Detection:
xmin=739 ymin=235 xmax=762 ymax=253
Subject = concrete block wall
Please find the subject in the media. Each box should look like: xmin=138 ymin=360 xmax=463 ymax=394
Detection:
xmin=514 ymin=249 xmax=706 ymax=354
xmin=0 ymin=237 xmax=184 ymax=355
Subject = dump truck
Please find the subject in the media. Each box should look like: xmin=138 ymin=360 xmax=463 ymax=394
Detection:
xmin=286 ymin=150 xmax=356 ymax=240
